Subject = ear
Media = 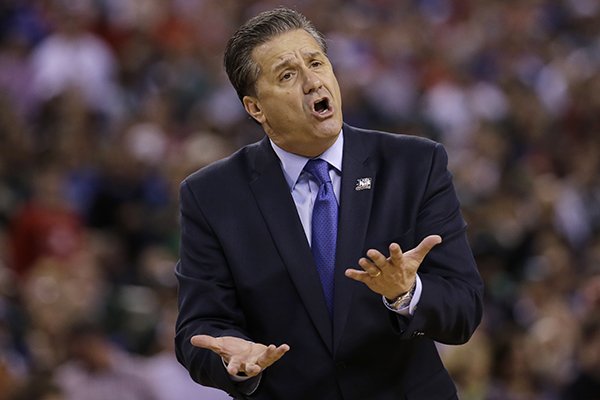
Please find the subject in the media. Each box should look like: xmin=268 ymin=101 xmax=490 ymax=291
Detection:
xmin=243 ymin=95 xmax=265 ymax=124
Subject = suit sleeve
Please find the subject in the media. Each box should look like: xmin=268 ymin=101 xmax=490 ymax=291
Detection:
xmin=393 ymin=143 xmax=484 ymax=344
xmin=174 ymin=180 xmax=259 ymax=397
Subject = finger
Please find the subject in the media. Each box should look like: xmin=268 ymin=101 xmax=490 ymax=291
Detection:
xmin=226 ymin=357 xmax=242 ymax=376
xmin=366 ymin=249 xmax=387 ymax=268
xmin=266 ymin=344 xmax=290 ymax=362
xmin=410 ymin=235 xmax=442 ymax=263
xmin=358 ymin=257 xmax=382 ymax=278
xmin=243 ymin=344 xmax=290 ymax=376
xmin=344 ymin=268 xmax=371 ymax=282
xmin=256 ymin=344 xmax=277 ymax=369
xmin=191 ymin=335 xmax=221 ymax=352
xmin=389 ymin=242 xmax=403 ymax=265
xmin=257 ymin=344 xmax=290 ymax=368
xmin=244 ymin=363 xmax=261 ymax=376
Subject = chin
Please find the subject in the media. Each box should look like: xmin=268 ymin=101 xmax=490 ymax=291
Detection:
xmin=315 ymin=118 xmax=343 ymax=137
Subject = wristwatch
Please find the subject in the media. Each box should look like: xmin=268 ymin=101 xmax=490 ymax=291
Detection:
xmin=384 ymin=281 xmax=416 ymax=311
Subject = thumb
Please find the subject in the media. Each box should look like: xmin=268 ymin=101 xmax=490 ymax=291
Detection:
xmin=411 ymin=235 xmax=442 ymax=262
xmin=191 ymin=335 xmax=220 ymax=352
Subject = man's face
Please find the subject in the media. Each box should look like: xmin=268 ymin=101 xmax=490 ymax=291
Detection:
xmin=243 ymin=29 xmax=343 ymax=157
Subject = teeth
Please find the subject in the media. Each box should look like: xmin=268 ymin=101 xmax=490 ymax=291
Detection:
xmin=315 ymin=99 xmax=328 ymax=112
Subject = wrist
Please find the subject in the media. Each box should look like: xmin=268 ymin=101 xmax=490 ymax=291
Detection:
xmin=384 ymin=280 xmax=416 ymax=311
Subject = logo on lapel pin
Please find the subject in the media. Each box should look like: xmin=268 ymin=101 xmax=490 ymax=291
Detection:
xmin=355 ymin=177 xmax=372 ymax=191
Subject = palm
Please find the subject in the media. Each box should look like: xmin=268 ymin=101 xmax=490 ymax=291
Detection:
xmin=216 ymin=337 xmax=266 ymax=363
xmin=191 ymin=335 xmax=290 ymax=377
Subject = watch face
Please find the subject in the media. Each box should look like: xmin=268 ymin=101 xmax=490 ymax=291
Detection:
xmin=384 ymin=282 xmax=416 ymax=311
xmin=392 ymin=297 xmax=409 ymax=309
xmin=392 ymin=286 xmax=415 ymax=309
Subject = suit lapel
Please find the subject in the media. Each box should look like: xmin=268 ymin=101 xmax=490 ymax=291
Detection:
xmin=333 ymin=126 xmax=376 ymax=353
xmin=248 ymin=138 xmax=333 ymax=352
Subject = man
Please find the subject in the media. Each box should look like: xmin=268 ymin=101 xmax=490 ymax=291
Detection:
xmin=175 ymin=7 xmax=483 ymax=400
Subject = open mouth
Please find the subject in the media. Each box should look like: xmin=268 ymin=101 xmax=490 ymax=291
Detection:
xmin=313 ymin=97 xmax=331 ymax=115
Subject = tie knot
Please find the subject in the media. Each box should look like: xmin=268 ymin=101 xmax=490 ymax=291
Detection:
xmin=304 ymin=159 xmax=331 ymax=185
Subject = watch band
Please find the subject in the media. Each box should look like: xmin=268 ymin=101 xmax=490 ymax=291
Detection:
xmin=384 ymin=281 xmax=416 ymax=311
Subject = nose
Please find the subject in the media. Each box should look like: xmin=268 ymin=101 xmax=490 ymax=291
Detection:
xmin=302 ymin=68 xmax=322 ymax=94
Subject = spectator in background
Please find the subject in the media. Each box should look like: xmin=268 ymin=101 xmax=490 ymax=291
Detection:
xmin=562 ymin=315 xmax=600 ymax=399
xmin=562 ymin=274 xmax=600 ymax=399
xmin=9 ymin=375 xmax=64 ymax=400
xmin=53 ymin=321 xmax=158 ymax=400
xmin=28 ymin=2 xmax=121 ymax=122
xmin=144 ymin=302 xmax=231 ymax=400
xmin=8 ymin=165 xmax=84 ymax=279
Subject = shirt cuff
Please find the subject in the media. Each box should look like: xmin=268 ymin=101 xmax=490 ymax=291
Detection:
xmin=382 ymin=274 xmax=422 ymax=316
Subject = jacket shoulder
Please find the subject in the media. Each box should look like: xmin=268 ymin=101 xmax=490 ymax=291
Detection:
xmin=345 ymin=125 xmax=441 ymax=159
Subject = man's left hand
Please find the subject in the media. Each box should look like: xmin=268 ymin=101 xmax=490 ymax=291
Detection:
xmin=345 ymin=235 xmax=442 ymax=300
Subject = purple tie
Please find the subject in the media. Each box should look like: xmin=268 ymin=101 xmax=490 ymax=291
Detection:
xmin=304 ymin=159 xmax=338 ymax=317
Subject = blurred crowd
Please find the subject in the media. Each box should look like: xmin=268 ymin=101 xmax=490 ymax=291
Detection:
xmin=0 ymin=0 xmax=599 ymax=399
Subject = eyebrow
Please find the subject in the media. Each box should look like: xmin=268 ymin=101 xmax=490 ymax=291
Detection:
xmin=271 ymin=50 xmax=325 ymax=74
xmin=271 ymin=58 xmax=296 ymax=74
xmin=303 ymin=50 xmax=323 ymax=60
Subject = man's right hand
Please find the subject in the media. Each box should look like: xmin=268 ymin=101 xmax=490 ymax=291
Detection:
xmin=191 ymin=335 xmax=290 ymax=377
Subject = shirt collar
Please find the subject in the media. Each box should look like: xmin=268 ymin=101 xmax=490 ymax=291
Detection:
xmin=270 ymin=130 xmax=344 ymax=191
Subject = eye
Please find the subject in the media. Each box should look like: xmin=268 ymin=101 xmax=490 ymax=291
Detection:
xmin=280 ymin=71 xmax=294 ymax=81
xmin=310 ymin=60 xmax=323 ymax=68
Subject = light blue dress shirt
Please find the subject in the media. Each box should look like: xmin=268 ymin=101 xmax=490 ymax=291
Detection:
xmin=270 ymin=131 xmax=421 ymax=316
xmin=271 ymin=132 xmax=343 ymax=245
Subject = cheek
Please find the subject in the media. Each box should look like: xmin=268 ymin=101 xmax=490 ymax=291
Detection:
xmin=261 ymin=102 xmax=294 ymax=128
xmin=331 ymin=80 xmax=342 ymax=100
xmin=267 ymin=93 xmax=303 ymax=115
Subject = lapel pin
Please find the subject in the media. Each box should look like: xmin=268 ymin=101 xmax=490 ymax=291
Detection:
xmin=355 ymin=177 xmax=372 ymax=191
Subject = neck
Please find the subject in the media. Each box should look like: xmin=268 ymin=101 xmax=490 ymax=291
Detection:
xmin=276 ymin=137 xmax=338 ymax=158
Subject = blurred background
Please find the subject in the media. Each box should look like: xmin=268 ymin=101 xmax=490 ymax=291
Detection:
xmin=0 ymin=0 xmax=599 ymax=399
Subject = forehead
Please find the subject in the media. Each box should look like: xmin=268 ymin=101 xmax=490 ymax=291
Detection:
xmin=252 ymin=29 xmax=324 ymax=71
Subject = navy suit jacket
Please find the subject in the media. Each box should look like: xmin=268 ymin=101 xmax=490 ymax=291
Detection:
xmin=175 ymin=124 xmax=483 ymax=399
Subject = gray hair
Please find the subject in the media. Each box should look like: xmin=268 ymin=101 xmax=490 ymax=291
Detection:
xmin=224 ymin=7 xmax=327 ymax=101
